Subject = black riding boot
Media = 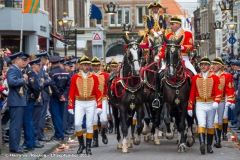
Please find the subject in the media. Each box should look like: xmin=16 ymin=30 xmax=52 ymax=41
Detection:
xmin=77 ymin=136 xmax=85 ymax=154
xmin=152 ymin=71 xmax=163 ymax=109
xmin=131 ymin=124 xmax=136 ymax=139
xmin=108 ymin=119 xmax=113 ymax=133
xmin=222 ymin=123 xmax=228 ymax=141
xmin=101 ymin=128 xmax=108 ymax=144
xmin=199 ymin=133 xmax=205 ymax=154
xmin=214 ymin=128 xmax=222 ymax=148
xmin=86 ymin=138 xmax=92 ymax=155
xmin=207 ymin=134 xmax=214 ymax=153
xmin=91 ymin=130 xmax=99 ymax=147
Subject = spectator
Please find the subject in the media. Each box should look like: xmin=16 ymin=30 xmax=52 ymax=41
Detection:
xmin=220 ymin=47 xmax=231 ymax=62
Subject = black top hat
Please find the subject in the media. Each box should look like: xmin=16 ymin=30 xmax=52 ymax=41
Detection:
xmin=200 ymin=56 xmax=211 ymax=65
xmin=212 ymin=57 xmax=224 ymax=66
xmin=49 ymin=56 xmax=61 ymax=63
xmin=29 ymin=58 xmax=41 ymax=66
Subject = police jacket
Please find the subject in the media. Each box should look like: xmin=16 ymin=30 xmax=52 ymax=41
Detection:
xmin=49 ymin=66 xmax=70 ymax=100
xmin=38 ymin=67 xmax=52 ymax=101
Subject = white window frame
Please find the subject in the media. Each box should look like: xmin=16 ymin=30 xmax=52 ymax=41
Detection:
xmin=136 ymin=6 xmax=149 ymax=27
xmin=109 ymin=6 xmax=130 ymax=27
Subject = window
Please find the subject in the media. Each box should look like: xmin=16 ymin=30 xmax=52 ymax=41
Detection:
xmin=136 ymin=6 xmax=149 ymax=26
xmin=109 ymin=7 xmax=130 ymax=26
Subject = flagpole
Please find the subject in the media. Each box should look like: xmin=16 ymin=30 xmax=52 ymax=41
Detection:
xmin=20 ymin=3 xmax=24 ymax=51
xmin=20 ymin=13 xmax=23 ymax=52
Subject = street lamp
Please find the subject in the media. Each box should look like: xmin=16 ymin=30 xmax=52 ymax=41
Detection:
xmin=103 ymin=2 xmax=119 ymax=15
xmin=199 ymin=32 xmax=211 ymax=56
xmin=122 ymin=23 xmax=133 ymax=39
xmin=219 ymin=0 xmax=234 ymax=18
xmin=57 ymin=12 xmax=73 ymax=56
xmin=212 ymin=20 xmax=224 ymax=30
xmin=226 ymin=20 xmax=237 ymax=59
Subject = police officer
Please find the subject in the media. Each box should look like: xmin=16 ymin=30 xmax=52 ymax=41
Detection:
xmin=62 ymin=60 xmax=74 ymax=135
xmin=35 ymin=51 xmax=52 ymax=142
xmin=22 ymin=57 xmax=43 ymax=150
xmin=49 ymin=55 xmax=70 ymax=141
xmin=7 ymin=52 xmax=28 ymax=154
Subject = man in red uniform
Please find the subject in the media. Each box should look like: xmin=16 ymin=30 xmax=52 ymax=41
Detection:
xmin=68 ymin=55 xmax=102 ymax=155
xmin=152 ymin=15 xmax=196 ymax=108
xmin=91 ymin=56 xmax=109 ymax=147
xmin=187 ymin=56 xmax=222 ymax=154
xmin=212 ymin=57 xmax=235 ymax=147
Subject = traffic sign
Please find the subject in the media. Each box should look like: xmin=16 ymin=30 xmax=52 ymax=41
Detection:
xmin=92 ymin=31 xmax=103 ymax=45
xmin=228 ymin=37 xmax=236 ymax=44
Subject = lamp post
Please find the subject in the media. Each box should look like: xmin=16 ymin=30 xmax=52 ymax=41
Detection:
xmin=226 ymin=20 xmax=237 ymax=59
xmin=122 ymin=23 xmax=134 ymax=39
xmin=57 ymin=12 xmax=73 ymax=56
xmin=201 ymin=32 xmax=211 ymax=56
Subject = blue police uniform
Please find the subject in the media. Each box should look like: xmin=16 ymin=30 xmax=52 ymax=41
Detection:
xmin=22 ymin=63 xmax=42 ymax=149
xmin=35 ymin=52 xmax=52 ymax=141
xmin=49 ymin=56 xmax=70 ymax=140
xmin=7 ymin=52 xmax=28 ymax=153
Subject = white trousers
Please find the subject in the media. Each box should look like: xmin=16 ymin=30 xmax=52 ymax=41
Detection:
xmin=223 ymin=103 xmax=229 ymax=119
xmin=75 ymin=100 xmax=95 ymax=133
xmin=160 ymin=56 xmax=197 ymax=75
xmin=196 ymin=102 xmax=216 ymax=128
xmin=214 ymin=102 xmax=225 ymax=125
xmin=93 ymin=100 xmax=108 ymax=125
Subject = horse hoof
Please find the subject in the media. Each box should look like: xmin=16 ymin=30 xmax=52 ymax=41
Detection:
xmin=154 ymin=140 xmax=161 ymax=145
xmin=150 ymin=135 xmax=155 ymax=141
xmin=178 ymin=143 xmax=188 ymax=153
xmin=127 ymin=142 xmax=133 ymax=148
xmin=158 ymin=131 xmax=163 ymax=137
xmin=144 ymin=135 xmax=149 ymax=142
xmin=133 ymin=137 xmax=141 ymax=145
xmin=165 ymin=132 xmax=174 ymax=140
xmin=187 ymin=139 xmax=193 ymax=147
xmin=122 ymin=147 xmax=129 ymax=153
xmin=141 ymin=129 xmax=148 ymax=135
xmin=117 ymin=143 xmax=122 ymax=149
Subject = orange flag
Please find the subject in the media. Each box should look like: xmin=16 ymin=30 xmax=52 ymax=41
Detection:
xmin=22 ymin=0 xmax=40 ymax=13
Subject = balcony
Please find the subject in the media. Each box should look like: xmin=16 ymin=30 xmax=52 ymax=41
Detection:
xmin=0 ymin=0 xmax=22 ymax=8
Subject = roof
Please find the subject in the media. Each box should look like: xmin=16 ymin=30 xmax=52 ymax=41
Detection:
xmin=161 ymin=0 xmax=184 ymax=15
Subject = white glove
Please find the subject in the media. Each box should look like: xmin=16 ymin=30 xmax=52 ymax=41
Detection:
xmin=225 ymin=102 xmax=231 ymax=108
xmin=212 ymin=102 xmax=219 ymax=110
xmin=154 ymin=55 xmax=159 ymax=62
xmin=68 ymin=109 xmax=74 ymax=114
xmin=230 ymin=104 xmax=235 ymax=109
xmin=157 ymin=31 xmax=163 ymax=35
xmin=153 ymin=32 xmax=159 ymax=38
xmin=96 ymin=108 xmax=102 ymax=115
xmin=180 ymin=46 xmax=184 ymax=50
xmin=188 ymin=110 xmax=193 ymax=117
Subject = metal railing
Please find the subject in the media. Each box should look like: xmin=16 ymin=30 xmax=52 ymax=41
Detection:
xmin=0 ymin=0 xmax=22 ymax=8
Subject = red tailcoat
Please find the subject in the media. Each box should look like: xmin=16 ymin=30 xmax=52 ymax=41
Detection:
xmin=158 ymin=29 xmax=194 ymax=59
xmin=217 ymin=71 xmax=235 ymax=103
xmin=96 ymin=71 xmax=109 ymax=100
xmin=187 ymin=71 xmax=222 ymax=110
xmin=68 ymin=72 xmax=102 ymax=109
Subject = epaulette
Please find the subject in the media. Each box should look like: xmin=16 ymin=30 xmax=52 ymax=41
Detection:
xmin=28 ymin=71 xmax=31 ymax=74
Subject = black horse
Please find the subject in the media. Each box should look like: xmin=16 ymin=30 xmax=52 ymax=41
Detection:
xmin=158 ymin=35 xmax=193 ymax=152
xmin=107 ymin=36 xmax=144 ymax=153
xmin=140 ymin=39 xmax=162 ymax=145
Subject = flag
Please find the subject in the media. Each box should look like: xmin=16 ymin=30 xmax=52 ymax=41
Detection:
xmin=183 ymin=10 xmax=192 ymax=31
xmin=22 ymin=0 xmax=40 ymax=13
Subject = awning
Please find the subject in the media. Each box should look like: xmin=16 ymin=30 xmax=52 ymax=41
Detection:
xmin=90 ymin=4 xmax=102 ymax=20
xmin=106 ymin=44 xmax=124 ymax=57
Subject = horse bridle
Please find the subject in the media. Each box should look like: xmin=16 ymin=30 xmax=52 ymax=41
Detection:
xmin=165 ymin=43 xmax=181 ymax=68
